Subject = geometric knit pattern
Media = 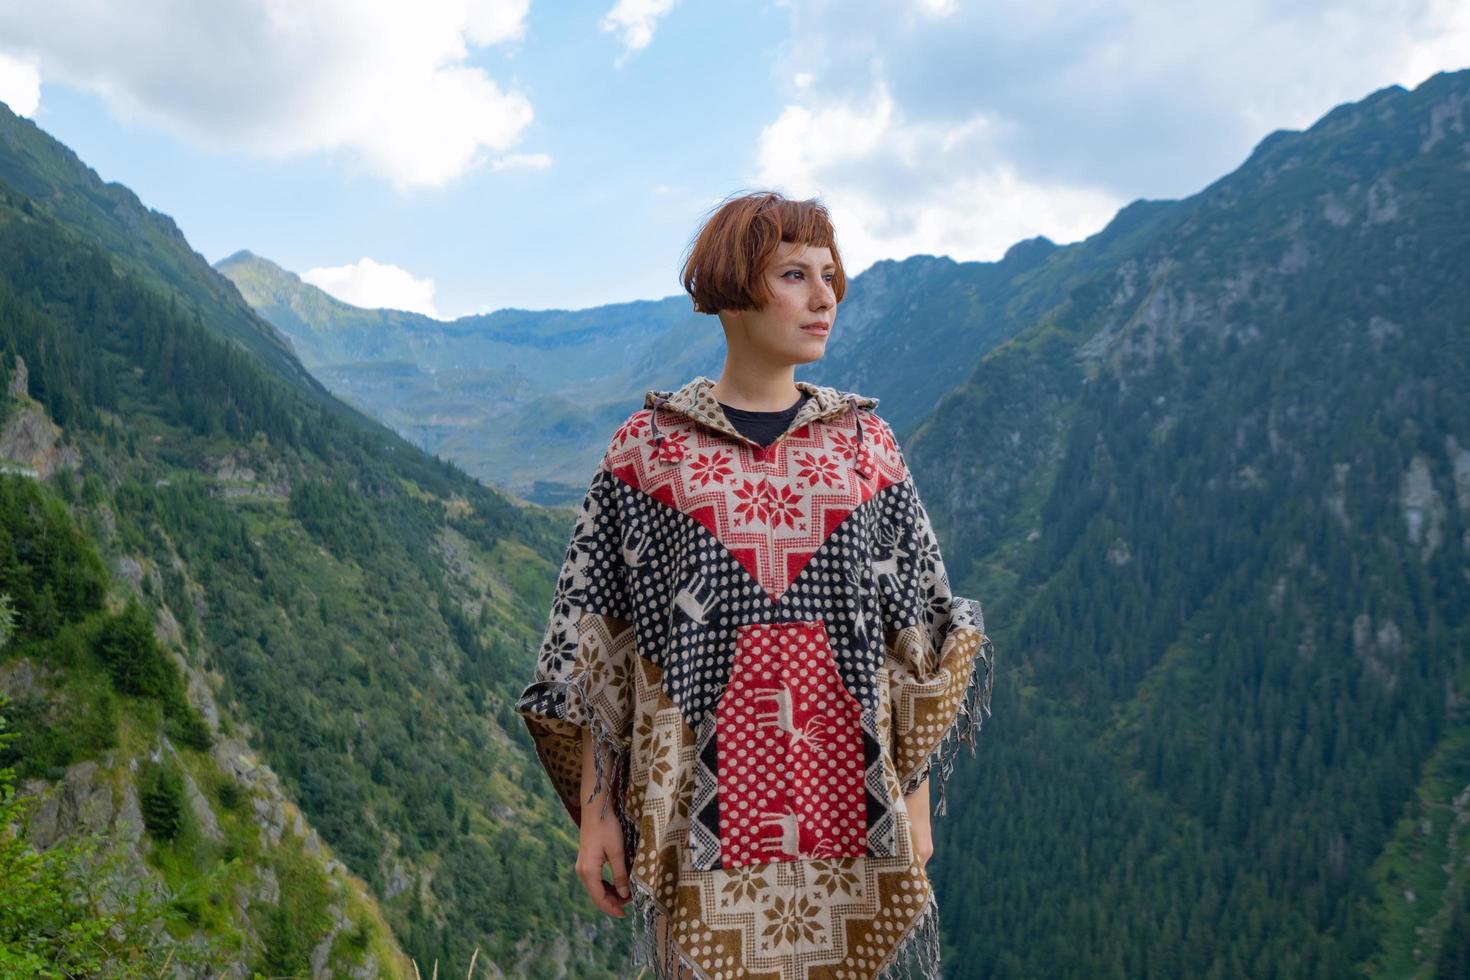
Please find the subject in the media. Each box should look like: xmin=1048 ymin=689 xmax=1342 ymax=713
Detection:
xmin=517 ymin=375 xmax=995 ymax=979
xmin=607 ymin=393 xmax=905 ymax=601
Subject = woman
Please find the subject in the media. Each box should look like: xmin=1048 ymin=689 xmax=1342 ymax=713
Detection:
xmin=516 ymin=191 xmax=994 ymax=979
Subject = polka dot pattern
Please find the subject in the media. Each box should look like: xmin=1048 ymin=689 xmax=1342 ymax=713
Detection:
xmin=715 ymin=621 xmax=867 ymax=868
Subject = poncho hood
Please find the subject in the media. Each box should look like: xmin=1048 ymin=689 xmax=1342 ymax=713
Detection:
xmin=643 ymin=374 xmax=881 ymax=477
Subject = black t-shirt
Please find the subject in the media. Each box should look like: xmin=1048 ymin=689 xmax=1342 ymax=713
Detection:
xmin=719 ymin=391 xmax=812 ymax=448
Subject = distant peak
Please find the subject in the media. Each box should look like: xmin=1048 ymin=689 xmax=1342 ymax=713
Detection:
xmin=1002 ymin=235 xmax=1057 ymax=261
xmin=215 ymin=249 xmax=260 ymax=268
xmin=999 ymin=235 xmax=1058 ymax=272
xmin=215 ymin=250 xmax=296 ymax=280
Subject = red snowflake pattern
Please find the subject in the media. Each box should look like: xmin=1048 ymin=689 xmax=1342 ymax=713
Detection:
xmin=613 ymin=413 xmax=649 ymax=447
xmin=793 ymin=450 xmax=843 ymax=489
xmin=831 ymin=432 xmax=876 ymax=476
xmin=600 ymin=401 xmax=907 ymax=601
xmin=830 ymin=430 xmax=862 ymax=461
xmin=732 ymin=477 xmax=773 ymax=525
xmin=688 ymin=450 xmax=734 ymax=488
xmin=868 ymin=417 xmax=897 ymax=455
xmin=765 ymin=482 xmax=805 ymax=529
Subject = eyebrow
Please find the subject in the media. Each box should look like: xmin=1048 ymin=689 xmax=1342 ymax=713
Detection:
xmin=781 ymin=258 xmax=837 ymax=272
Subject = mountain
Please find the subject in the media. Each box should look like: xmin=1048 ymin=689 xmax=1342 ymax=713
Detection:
xmin=4 ymin=63 xmax=1469 ymax=978
xmin=217 ymin=249 xmax=726 ymax=505
xmin=0 ymin=353 xmax=411 ymax=976
xmin=218 ymin=209 xmax=1178 ymax=509
xmin=0 ymin=106 xmax=327 ymax=403
xmin=0 ymin=103 xmax=640 ymax=975
xmin=899 ymin=69 xmax=1470 ymax=977
xmin=220 ymin=67 xmax=1470 ymax=976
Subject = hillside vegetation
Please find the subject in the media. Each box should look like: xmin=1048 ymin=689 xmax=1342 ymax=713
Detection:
xmin=0 ymin=109 xmax=635 ymax=975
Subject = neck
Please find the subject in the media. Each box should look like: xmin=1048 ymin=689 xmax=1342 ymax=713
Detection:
xmin=709 ymin=361 xmax=801 ymax=412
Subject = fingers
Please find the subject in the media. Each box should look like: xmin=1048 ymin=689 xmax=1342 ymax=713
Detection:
xmin=576 ymin=840 xmax=634 ymax=917
xmin=907 ymin=823 xmax=934 ymax=868
xmin=608 ymin=843 xmax=633 ymax=902
xmin=598 ymin=875 xmax=633 ymax=917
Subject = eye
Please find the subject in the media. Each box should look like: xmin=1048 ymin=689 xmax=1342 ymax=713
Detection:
xmin=783 ymin=269 xmax=803 ymax=279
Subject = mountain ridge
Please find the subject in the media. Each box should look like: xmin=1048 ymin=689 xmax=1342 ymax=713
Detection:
xmin=2 ymin=65 xmax=1468 ymax=977
xmin=0 ymin=105 xmax=633 ymax=974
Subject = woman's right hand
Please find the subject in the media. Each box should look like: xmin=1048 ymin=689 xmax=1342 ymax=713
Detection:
xmin=577 ymin=726 xmax=633 ymax=916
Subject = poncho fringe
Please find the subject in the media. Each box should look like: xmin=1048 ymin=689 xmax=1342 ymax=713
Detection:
xmin=565 ymin=667 xmax=640 ymax=864
xmin=930 ymin=608 xmax=996 ymax=818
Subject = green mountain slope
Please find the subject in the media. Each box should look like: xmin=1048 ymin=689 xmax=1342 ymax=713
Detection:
xmin=0 ymin=371 xmax=410 ymax=976
xmin=0 ymin=103 xmax=327 ymax=403
xmin=0 ymin=122 xmax=641 ymax=975
xmin=905 ymin=69 xmax=1470 ymax=978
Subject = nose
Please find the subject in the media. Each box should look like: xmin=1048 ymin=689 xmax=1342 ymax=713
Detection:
xmin=811 ymin=277 xmax=835 ymax=310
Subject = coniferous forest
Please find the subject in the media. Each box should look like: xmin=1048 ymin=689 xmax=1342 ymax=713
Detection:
xmin=2 ymin=70 xmax=1469 ymax=977
xmin=0 ymin=135 xmax=622 ymax=973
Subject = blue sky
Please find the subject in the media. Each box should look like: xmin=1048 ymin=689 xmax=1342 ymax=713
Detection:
xmin=0 ymin=1 xmax=1465 ymax=318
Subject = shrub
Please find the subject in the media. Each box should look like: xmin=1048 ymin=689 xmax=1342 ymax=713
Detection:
xmin=95 ymin=598 xmax=171 ymax=699
xmin=0 ymin=693 xmax=215 ymax=975
xmin=138 ymin=759 xmax=186 ymax=842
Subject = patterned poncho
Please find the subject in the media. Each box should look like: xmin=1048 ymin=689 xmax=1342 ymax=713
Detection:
xmin=516 ymin=375 xmax=995 ymax=979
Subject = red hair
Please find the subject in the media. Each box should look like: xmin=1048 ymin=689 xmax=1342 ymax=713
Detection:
xmin=680 ymin=191 xmax=847 ymax=314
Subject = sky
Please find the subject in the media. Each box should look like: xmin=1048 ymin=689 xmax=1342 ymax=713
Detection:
xmin=0 ymin=0 xmax=1465 ymax=320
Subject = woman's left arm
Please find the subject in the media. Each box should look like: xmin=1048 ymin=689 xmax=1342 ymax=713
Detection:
xmin=904 ymin=775 xmax=933 ymax=867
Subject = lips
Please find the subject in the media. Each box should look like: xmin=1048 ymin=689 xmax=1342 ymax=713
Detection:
xmin=801 ymin=322 xmax=830 ymax=334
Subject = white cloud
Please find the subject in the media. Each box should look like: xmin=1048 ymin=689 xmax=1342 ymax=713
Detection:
xmin=1395 ymin=0 xmax=1470 ymax=92
xmin=302 ymin=257 xmax=442 ymax=318
xmin=601 ymin=0 xmax=679 ymax=62
xmin=489 ymin=151 xmax=553 ymax=172
xmin=752 ymin=78 xmax=1121 ymax=273
xmin=0 ymin=52 xmax=40 ymax=116
xmin=914 ymin=0 xmax=957 ymax=16
xmin=0 ymin=0 xmax=536 ymax=189
xmin=755 ymin=0 xmax=1470 ymax=271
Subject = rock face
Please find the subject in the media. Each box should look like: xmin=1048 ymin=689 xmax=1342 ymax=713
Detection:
xmin=206 ymin=446 xmax=292 ymax=499
xmin=6 ymin=353 xmax=27 ymax=398
xmin=1400 ymin=454 xmax=1446 ymax=560
xmin=23 ymin=759 xmax=117 ymax=849
xmin=0 ymin=356 xmax=83 ymax=481
xmin=18 ymin=758 xmax=163 ymax=911
xmin=10 ymin=718 xmax=405 ymax=977
xmin=0 ymin=657 xmax=50 ymax=703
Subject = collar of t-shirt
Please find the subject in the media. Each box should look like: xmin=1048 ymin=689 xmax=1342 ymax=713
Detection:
xmin=718 ymin=391 xmax=813 ymax=448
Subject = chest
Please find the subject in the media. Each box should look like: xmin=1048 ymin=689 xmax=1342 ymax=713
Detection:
xmin=607 ymin=410 xmax=906 ymax=603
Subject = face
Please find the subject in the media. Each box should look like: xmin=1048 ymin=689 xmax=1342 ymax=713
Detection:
xmin=720 ymin=241 xmax=837 ymax=367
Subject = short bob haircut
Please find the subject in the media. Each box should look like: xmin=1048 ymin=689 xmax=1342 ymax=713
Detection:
xmin=681 ymin=190 xmax=848 ymax=315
